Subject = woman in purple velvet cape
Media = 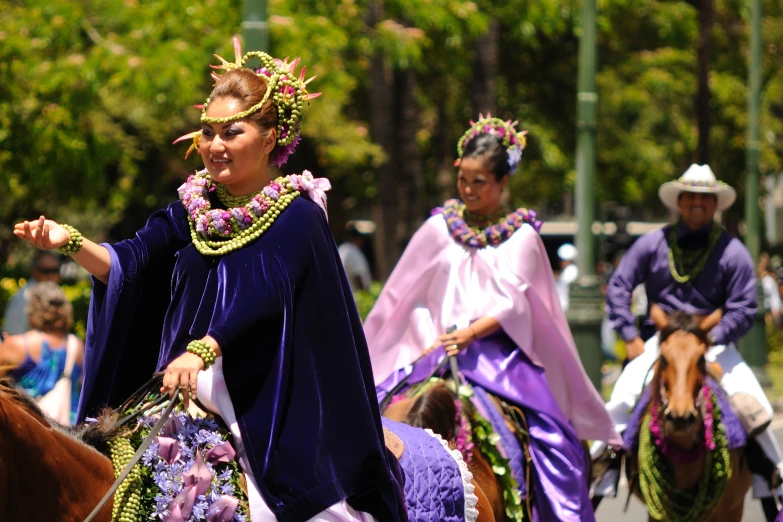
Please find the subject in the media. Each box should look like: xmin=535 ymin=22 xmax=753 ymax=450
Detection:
xmin=14 ymin=42 xmax=406 ymax=522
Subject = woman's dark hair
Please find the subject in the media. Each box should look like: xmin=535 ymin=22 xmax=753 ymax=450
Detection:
xmin=208 ymin=69 xmax=278 ymax=133
xmin=462 ymin=132 xmax=511 ymax=181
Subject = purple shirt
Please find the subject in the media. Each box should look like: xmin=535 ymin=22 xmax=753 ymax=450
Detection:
xmin=606 ymin=223 xmax=757 ymax=345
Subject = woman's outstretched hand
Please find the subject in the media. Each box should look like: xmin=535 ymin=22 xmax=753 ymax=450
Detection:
xmin=13 ymin=216 xmax=70 ymax=250
xmin=162 ymin=352 xmax=205 ymax=408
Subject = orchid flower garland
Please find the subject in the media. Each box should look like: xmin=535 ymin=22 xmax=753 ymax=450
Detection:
xmin=434 ymin=199 xmax=542 ymax=249
xmin=454 ymin=398 xmax=474 ymax=464
xmin=648 ymin=384 xmax=716 ymax=462
xmin=108 ymin=402 xmax=249 ymax=522
xmin=178 ymin=170 xmax=313 ymax=256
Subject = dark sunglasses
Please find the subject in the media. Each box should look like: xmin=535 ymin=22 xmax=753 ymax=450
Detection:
xmin=35 ymin=267 xmax=60 ymax=275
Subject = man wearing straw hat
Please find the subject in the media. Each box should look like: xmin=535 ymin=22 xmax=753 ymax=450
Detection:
xmin=596 ymin=164 xmax=783 ymax=517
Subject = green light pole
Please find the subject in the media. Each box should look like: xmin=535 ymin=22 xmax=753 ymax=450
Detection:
xmin=243 ymin=0 xmax=268 ymax=52
xmin=738 ymin=0 xmax=768 ymax=384
xmin=566 ymin=0 xmax=603 ymax=391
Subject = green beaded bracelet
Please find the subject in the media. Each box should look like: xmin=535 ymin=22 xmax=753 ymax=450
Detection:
xmin=57 ymin=224 xmax=83 ymax=256
xmin=186 ymin=340 xmax=217 ymax=368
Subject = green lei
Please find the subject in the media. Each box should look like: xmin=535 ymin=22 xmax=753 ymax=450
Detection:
xmin=667 ymin=223 xmax=722 ymax=283
xmin=637 ymin=395 xmax=731 ymax=521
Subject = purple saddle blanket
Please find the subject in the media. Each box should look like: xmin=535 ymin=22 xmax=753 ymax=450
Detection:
xmin=622 ymin=377 xmax=746 ymax=452
xmin=382 ymin=418 xmax=476 ymax=522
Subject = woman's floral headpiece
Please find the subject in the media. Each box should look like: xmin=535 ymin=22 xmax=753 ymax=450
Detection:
xmin=454 ymin=114 xmax=528 ymax=175
xmin=174 ymin=37 xmax=321 ymax=167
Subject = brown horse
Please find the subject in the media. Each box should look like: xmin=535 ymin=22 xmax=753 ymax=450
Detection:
xmin=0 ymin=377 xmax=494 ymax=522
xmin=629 ymin=306 xmax=751 ymax=522
xmin=0 ymin=377 xmax=115 ymax=521
xmin=383 ymin=381 xmax=507 ymax=522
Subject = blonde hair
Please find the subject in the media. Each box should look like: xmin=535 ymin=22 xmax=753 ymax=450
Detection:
xmin=25 ymin=282 xmax=73 ymax=333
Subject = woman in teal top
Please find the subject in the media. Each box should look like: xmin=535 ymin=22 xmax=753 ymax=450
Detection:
xmin=0 ymin=281 xmax=83 ymax=424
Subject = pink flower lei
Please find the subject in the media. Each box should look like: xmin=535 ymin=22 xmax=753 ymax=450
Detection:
xmin=178 ymin=170 xmax=310 ymax=239
xmin=434 ymin=199 xmax=543 ymax=248
xmin=454 ymin=399 xmax=474 ymax=464
xmin=649 ymin=383 xmax=717 ymax=463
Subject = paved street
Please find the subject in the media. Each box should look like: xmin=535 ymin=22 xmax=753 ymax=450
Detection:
xmin=596 ymin=416 xmax=783 ymax=521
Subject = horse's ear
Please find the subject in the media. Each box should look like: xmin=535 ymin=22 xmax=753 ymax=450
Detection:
xmin=650 ymin=304 xmax=669 ymax=331
xmin=699 ymin=308 xmax=722 ymax=333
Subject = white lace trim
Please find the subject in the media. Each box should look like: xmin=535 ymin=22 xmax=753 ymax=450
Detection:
xmin=424 ymin=428 xmax=479 ymax=522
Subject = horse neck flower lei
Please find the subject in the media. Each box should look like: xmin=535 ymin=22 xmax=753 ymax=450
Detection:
xmin=434 ymin=199 xmax=542 ymax=249
xmin=638 ymin=383 xmax=731 ymax=521
xmin=453 ymin=398 xmax=474 ymax=464
xmin=648 ymin=383 xmax=716 ymax=463
xmin=179 ymin=170 xmax=319 ymax=256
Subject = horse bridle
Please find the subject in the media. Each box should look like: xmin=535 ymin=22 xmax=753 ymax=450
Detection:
xmin=82 ymin=375 xmax=178 ymax=522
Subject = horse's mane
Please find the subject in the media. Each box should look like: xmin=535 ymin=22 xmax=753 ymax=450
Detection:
xmin=0 ymin=376 xmax=122 ymax=452
xmin=658 ymin=312 xmax=709 ymax=346
xmin=0 ymin=376 xmax=49 ymax=419
xmin=406 ymin=382 xmax=459 ymax=441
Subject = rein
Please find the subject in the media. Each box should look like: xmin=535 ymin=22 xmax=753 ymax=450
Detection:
xmin=379 ymin=326 xmax=463 ymax=413
xmin=379 ymin=354 xmax=455 ymax=412
xmin=82 ymin=376 xmax=177 ymax=522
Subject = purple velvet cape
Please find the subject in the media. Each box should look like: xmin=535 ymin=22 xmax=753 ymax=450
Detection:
xmin=77 ymin=196 xmax=407 ymax=522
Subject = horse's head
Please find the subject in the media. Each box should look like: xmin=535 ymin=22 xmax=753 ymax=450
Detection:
xmin=650 ymin=305 xmax=722 ymax=447
xmin=382 ymin=382 xmax=459 ymax=441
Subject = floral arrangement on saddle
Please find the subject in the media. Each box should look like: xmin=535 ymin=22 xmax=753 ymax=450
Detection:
xmin=105 ymin=395 xmax=248 ymax=522
xmin=387 ymin=377 xmax=527 ymax=522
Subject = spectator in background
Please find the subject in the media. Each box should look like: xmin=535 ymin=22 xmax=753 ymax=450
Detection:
xmin=3 ymin=251 xmax=62 ymax=335
xmin=338 ymin=222 xmax=372 ymax=293
xmin=0 ymin=282 xmax=83 ymax=424
xmin=761 ymin=263 xmax=781 ymax=327
xmin=556 ymin=243 xmax=578 ymax=311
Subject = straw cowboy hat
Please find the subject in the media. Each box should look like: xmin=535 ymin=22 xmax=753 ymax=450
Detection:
xmin=658 ymin=164 xmax=737 ymax=212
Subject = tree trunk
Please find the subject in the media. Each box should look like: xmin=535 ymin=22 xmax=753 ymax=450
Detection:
xmin=397 ymin=68 xmax=426 ymax=251
xmin=368 ymin=0 xmax=398 ymax=280
xmin=697 ymin=0 xmax=713 ymax=164
xmin=437 ymin=95 xmax=457 ymax=202
xmin=471 ymin=18 xmax=500 ymax=116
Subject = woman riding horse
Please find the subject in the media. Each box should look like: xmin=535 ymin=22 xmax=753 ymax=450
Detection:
xmin=364 ymin=115 xmax=621 ymax=521
xmin=13 ymin=38 xmax=405 ymax=522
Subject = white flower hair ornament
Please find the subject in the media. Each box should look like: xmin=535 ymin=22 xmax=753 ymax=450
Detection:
xmin=454 ymin=114 xmax=528 ymax=174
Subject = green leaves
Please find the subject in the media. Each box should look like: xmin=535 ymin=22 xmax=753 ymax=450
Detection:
xmin=3 ymin=0 xmax=783 ymax=264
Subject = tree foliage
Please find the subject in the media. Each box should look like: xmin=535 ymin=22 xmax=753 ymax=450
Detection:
xmin=1 ymin=0 xmax=783 ymax=269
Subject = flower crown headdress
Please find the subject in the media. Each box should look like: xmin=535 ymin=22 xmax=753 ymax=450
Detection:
xmin=454 ymin=114 xmax=528 ymax=174
xmin=174 ymin=37 xmax=321 ymax=167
